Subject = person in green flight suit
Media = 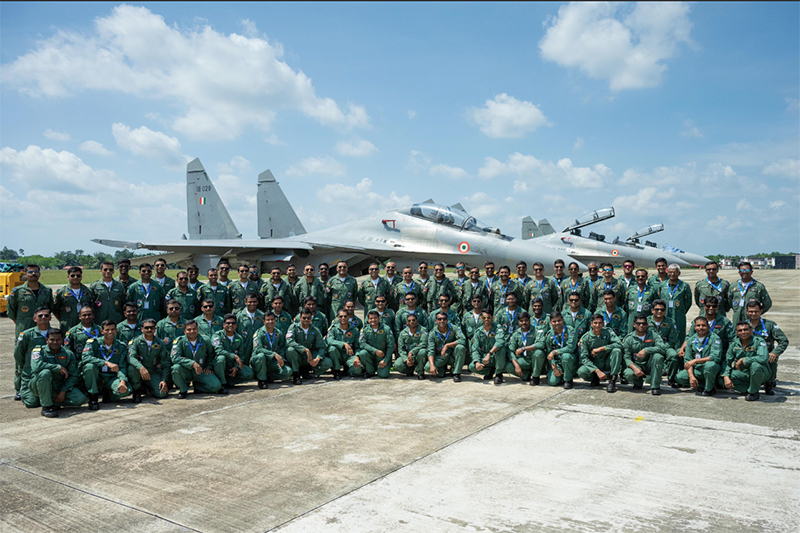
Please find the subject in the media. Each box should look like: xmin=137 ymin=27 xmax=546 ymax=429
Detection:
xmin=81 ymin=320 xmax=131 ymax=409
xmin=236 ymin=294 xmax=265 ymax=366
xmin=156 ymin=300 xmax=186 ymax=346
xmin=527 ymin=262 xmax=559 ymax=315
xmin=560 ymin=262 xmax=590 ymax=311
xmin=694 ymin=261 xmax=731 ymax=317
xmin=460 ymin=267 xmax=490 ymax=314
xmin=427 ymin=263 xmax=457 ymax=313
xmin=591 ymin=263 xmax=626 ymax=313
xmin=294 ymin=297 xmax=330 ymax=336
xmin=170 ymin=320 xmax=226 ymax=398
xmin=551 ymin=260 xmax=567 ymax=310
xmin=14 ymin=307 xmax=53 ymax=405
xmin=115 ymin=259 xmax=138 ymax=293
xmin=270 ymin=296 xmax=294 ymax=335
xmin=127 ymin=319 xmax=170 ymax=401
xmin=30 ymin=329 xmax=86 ymax=417
xmin=494 ymin=292 xmax=522 ymax=337
xmin=563 ymin=291 xmax=590 ymax=340
xmin=599 ymin=290 xmax=628 ymax=338
xmin=505 ymin=312 xmax=535 ymax=383
xmin=415 ymin=262 xmax=433 ymax=313
xmin=534 ymin=311 xmax=579 ymax=388
xmin=426 ymin=310 xmax=467 ymax=382
xmin=373 ymin=295 xmax=396 ymax=340
xmin=359 ymin=262 xmax=393 ymax=319
xmin=468 ymin=309 xmax=508 ymax=384
xmin=679 ymin=300 xmax=735 ymax=364
xmin=491 ymin=266 xmax=523 ymax=316
xmin=286 ymin=309 xmax=331 ymax=382
xmin=187 ymin=265 xmax=205 ymax=293
xmin=53 ymin=266 xmax=95 ymax=333
xmin=229 ymin=264 xmax=261 ymax=313
xmin=295 ymin=264 xmax=327 ymax=315
xmin=65 ymin=306 xmax=101 ymax=360
xmin=326 ymin=261 xmax=359 ymax=321
xmin=382 ymin=261 xmax=403 ymax=312
xmin=152 ymin=258 xmax=176 ymax=294
xmin=8 ymin=264 xmax=54 ymax=340
xmin=451 ymin=262 xmax=469 ymax=315
xmin=357 ymin=310 xmax=396 ymax=379
xmin=198 ymin=268 xmax=231 ymax=315
xmin=395 ymin=314 xmax=428 ymax=379
xmin=195 ymin=299 xmax=224 ymax=337
xmin=621 ymin=314 xmax=666 ymax=395
xmin=462 ymin=295 xmax=485 ymax=341
xmin=746 ymin=301 xmax=788 ymax=396
xmin=648 ymin=299 xmax=681 ymax=389
xmin=116 ymin=302 xmax=143 ymax=344
xmin=648 ymin=257 xmax=669 ymax=293
xmin=577 ymin=315 xmax=623 ymax=393
xmin=285 ymin=264 xmax=302 ymax=318
xmin=528 ymin=298 xmax=551 ymax=337
xmin=515 ymin=261 xmax=533 ymax=311
xmin=723 ymin=322 xmax=770 ymax=401
xmin=212 ymin=314 xmax=254 ymax=387
xmin=251 ymin=312 xmax=294 ymax=388
xmin=427 ymin=294 xmax=460 ymax=332
xmin=625 ymin=268 xmax=656 ymax=332
xmin=90 ymin=261 xmax=127 ymax=325
xmin=659 ymin=264 xmax=692 ymax=346
xmin=394 ymin=266 xmax=425 ymax=311
xmin=676 ymin=316 xmax=723 ymax=396
xmin=729 ymin=261 xmax=772 ymax=325
xmin=166 ymin=271 xmax=199 ymax=320
xmin=326 ymin=309 xmax=362 ymax=379
xmin=127 ymin=263 xmax=165 ymax=322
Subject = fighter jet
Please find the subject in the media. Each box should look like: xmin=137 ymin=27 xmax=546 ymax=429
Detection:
xmin=93 ymin=158 xmax=579 ymax=275
xmin=521 ymin=208 xmax=709 ymax=268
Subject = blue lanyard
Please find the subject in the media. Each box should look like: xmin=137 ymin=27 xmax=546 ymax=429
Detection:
xmin=553 ymin=330 xmax=566 ymax=347
xmin=738 ymin=280 xmax=752 ymax=296
xmin=604 ymin=310 xmax=613 ymax=324
xmin=754 ymin=318 xmax=767 ymax=337
xmin=533 ymin=316 xmax=544 ymax=326
xmin=637 ymin=286 xmax=647 ymax=301
xmin=188 ymin=340 xmax=201 ymax=358
xmin=535 ymin=279 xmax=546 ymax=291
xmin=570 ymin=280 xmax=580 ymax=292
xmin=708 ymin=318 xmax=718 ymax=332
xmin=83 ymin=327 xmax=98 ymax=338
xmin=706 ymin=277 xmax=722 ymax=293
xmin=100 ymin=345 xmax=114 ymax=361
xmin=507 ymin=309 xmax=517 ymax=323
xmin=521 ymin=330 xmax=529 ymax=344
xmin=141 ymin=284 xmax=152 ymax=299
xmin=668 ymin=281 xmax=681 ymax=299
xmin=604 ymin=281 xmax=613 ymax=291
xmin=485 ymin=279 xmax=493 ymax=290
xmin=405 ymin=281 xmax=415 ymax=292
xmin=437 ymin=327 xmax=451 ymax=343
xmin=265 ymin=330 xmax=276 ymax=348
xmin=518 ymin=277 xmax=528 ymax=286
xmin=69 ymin=287 xmax=83 ymax=301
xmin=693 ymin=336 xmax=710 ymax=352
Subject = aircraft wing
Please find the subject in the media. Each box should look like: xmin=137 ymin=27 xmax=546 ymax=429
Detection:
xmin=92 ymin=238 xmax=314 ymax=254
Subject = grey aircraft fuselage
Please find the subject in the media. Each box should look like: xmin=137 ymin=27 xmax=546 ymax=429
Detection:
xmin=532 ymin=232 xmax=695 ymax=268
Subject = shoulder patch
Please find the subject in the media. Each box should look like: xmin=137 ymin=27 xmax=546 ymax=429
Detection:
xmin=173 ymin=339 xmax=179 ymax=344
xmin=128 ymin=340 xmax=134 ymax=345
xmin=86 ymin=338 xmax=95 ymax=344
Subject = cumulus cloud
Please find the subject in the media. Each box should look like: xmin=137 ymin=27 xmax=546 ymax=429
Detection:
xmin=470 ymin=94 xmax=549 ymax=138
xmin=617 ymin=161 xmax=770 ymax=197
xmin=461 ymin=192 xmax=502 ymax=219
xmin=573 ymin=137 xmax=585 ymax=150
xmin=430 ymin=164 xmax=469 ymax=180
xmin=406 ymin=150 xmax=432 ymax=173
xmin=706 ymin=215 xmax=743 ymax=234
xmin=336 ymin=139 xmax=378 ymax=157
xmin=770 ymin=200 xmax=786 ymax=209
xmin=112 ymin=123 xmax=189 ymax=167
xmin=218 ymin=155 xmax=252 ymax=175
xmin=2 ymin=5 xmax=369 ymax=140
xmin=478 ymin=152 xmax=610 ymax=189
xmin=681 ymin=118 xmax=703 ymax=138
xmin=539 ymin=2 xmax=692 ymax=91
xmin=44 ymin=129 xmax=70 ymax=141
xmin=286 ymin=156 xmax=346 ymax=177
xmin=78 ymin=140 xmax=112 ymax=156
xmin=316 ymin=178 xmax=411 ymax=220
xmin=763 ymin=159 xmax=800 ymax=178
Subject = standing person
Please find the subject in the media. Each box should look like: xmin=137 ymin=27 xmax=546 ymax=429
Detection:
xmin=659 ymin=264 xmax=692 ymax=347
xmin=295 ymin=264 xmax=326 ymax=314
xmin=527 ymin=262 xmax=559 ymax=315
xmin=127 ymin=263 xmax=165 ymax=322
xmin=625 ymin=268 xmax=657 ymax=332
xmin=462 ymin=295 xmax=485 ymax=341
xmin=676 ymin=317 xmax=723 ymax=396
xmin=591 ymin=263 xmax=626 ymax=313
xmin=427 ymin=263 xmax=457 ymax=313
xmin=251 ymin=312 xmax=294 ymax=388
xmin=187 ymin=265 xmax=204 ymax=292
xmin=217 ymin=261 xmax=232 ymax=287
xmin=284 ymin=264 xmax=301 ymax=317
xmin=115 ymin=259 xmax=137 ymax=292
xmin=648 ymin=258 xmax=669 ymax=292
xmin=166 ymin=271 xmax=199 ymax=320
xmin=261 ymin=267 xmax=294 ymax=315
xmin=451 ymin=262 xmax=469 ymax=314
xmin=359 ymin=263 xmax=392 ymax=318
xmin=170 ymin=320 xmax=226 ymax=398
xmin=621 ymin=314 xmax=666 ymax=395
xmin=584 ymin=262 xmax=601 ymax=311
xmin=722 ymin=322 xmax=770 ymax=402
xmin=460 ymin=266 xmax=490 ymax=312
xmin=416 ymin=262 xmax=432 ymax=312
xmin=373 ymin=295 xmax=396 ymax=339
xmin=495 ymin=292 xmax=521 ymax=337
xmin=383 ymin=261 xmax=403 ymax=311
xmin=116 ymin=302 xmax=142 ymax=344
xmin=621 ymin=260 xmax=636 ymax=290
xmin=729 ymin=261 xmax=772 ymax=325
xmin=326 ymin=261 xmax=359 ymax=321
xmin=318 ymin=262 xmax=331 ymax=318
xmin=13 ymin=307 xmax=52 ymax=403
xmin=746 ymin=301 xmax=788 ymax=396
xmin=515 ymin=261 xmax=533 ymax=311
xmin=236 ymin=294 xmax=264 ymax=366
xmin=577 ymin=315 xmax=623 ymax=393
xmin=560 ymin=262 xmax=590 ymax=311
xmin=156 ymin=300 xmax=186 ymax=346
xmin=395 ymin=314 xmax=428 ymax=379
xmin=491 ymin=266 xmax=523 ymax=315
xmin=648 ymin=300 xmax=681 ymax=388
xmin=65 ymin=306 xmax=101 ymax=358
xmin=394 ymin=266 xmax=425 ymax=310
xmin=153 ymin=258 xmax=176 ymax=293
xmin=30 ymin=329 xmax=87 ymax=417
xmin=8 ymin=264 xmax=54 ymax=340
xmin=198 ymin=268 xmax=231 ymax=316
xmin=54 ymin=266 xmax=95 ymax=333
xmin=248 ymin=265 xmax=264 ymax=294
xmin=90 ymin=261 xmax=126 ymax=325
xmin=534 ymin=311 xmax=579 ymax=388
xmin=229 ymin=264 xmax=260 ymax=313
xmin=551 ymin=259 xmax=567 ymax=309
xmin=426 ymin=311 xmax=467 ymax=382
xmin=694 ymin=261 xmax=731 ymax=317
xmin=127 ymin=319 xmax=170 ymax=401
xmin=468 ymin=309 xmax=507 ymax=385
xmin=81 ymin=321 xmax=131 ymax=409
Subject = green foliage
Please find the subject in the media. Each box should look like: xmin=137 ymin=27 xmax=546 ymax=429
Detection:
xmin=0 ymin=246 xmax=19 ymax=261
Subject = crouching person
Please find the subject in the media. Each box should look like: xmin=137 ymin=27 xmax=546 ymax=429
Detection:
xmin=506 ymin=312 xmax=535 ymax=383
xmin=212 ymin=314 xmax=254 ymax=388
xmin=577 ymin=314 xmax=623 ymax=393
xmin=533 ymin=311 xmax=578 ymax=388
xmin=468 ymin=309 xmax=507 ymax=384
xmin=31 ymin=329 xmax=87 ymax=417
xmin=286 ymin=310 xmax=331 ymax=382
xmin=395 ymin=314 xmax=428 ymax=379
xmin=723 ymin=322 xmax=770 ymax=402
xmin=81 ymin=320 xmax=131 ymax=410
xmin=326 ymin=309 xmax=362 ymax=379
xmin=676 ymin=316 xmax=722 ymax=396
xmin=171 ymin=320 xmax=226 ymax=398
xmin=252 ymin=312 xmax=294 ymax=388
xmin=427 ymin=311 xmax=467 ymax=382
xmin=357 ymin=310 xmax=395 ymax=379
xmin=127 ymin=319 xmax=170 ymax=401
xmin=622 ymin=314 xmax=666 ymax=395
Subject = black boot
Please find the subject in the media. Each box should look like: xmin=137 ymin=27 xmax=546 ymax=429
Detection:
xmin=292 ymin=373 xmax=302 ymax=385
xmin=563 ymin=380 xmax=574 ymax=390
xmin=531 ymin=376 xmax=540 ymax=386
xmin=453 ymin=374 xmax=461 ymax=383
xmin=333 ymin=370 xmax=342 ymax=381
xmin=606 ymin=377 xmax=617 ymax=393
xmin=745 ymin=392 xmax=760 ymax=401
xmin=132 ymin=389 xmax=142 ymax=404
xmin=668 ymin=378 xmax=681 ymax=389
xmin=483 ymin=372 xmax=494 ymax=381
xmin=764 ymin=382 xmax=775 ymax=396
xmin=88 ymin=393 xmax=100 ymax=410
xmin=41 ymin=406 xmax=58 ymax=418
xmin=417 ymin=374 xmax=425 ymax=380
xmin=590 ymin=374 xmax=600 ymax=387
xmin=494 ymin=373 xmax=504 ymax=385
xmin=258 ymin=380 xmax=268 ymax=389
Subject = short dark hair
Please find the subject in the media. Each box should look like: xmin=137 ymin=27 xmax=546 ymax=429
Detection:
xmin=550 ymin=311 xmax=563 ymax=320
xmin=184 ymin=319 xmax=198 ymax=328
xmin=367 ymin=310 xmax=380 ymax=318
xmin=100 ymin=319 xmax=116 ymax=329
xmin=139 ymin=263 xmax=152 ymax=270
xmin=47 ymin=328 xmax=63 ymax=338
xmin=591 ymin=314 xmax=604 ymax=323
xmin=652 ymin=299 xmax=666 ymax=309
xmin=746 ymin=300 xmax=762 ymax=309
xmin=67 ymin=266 xmax=82 ymax=275
xmin=142 ymin=318 xmax=157 ymax=326
xmin=123 ymin=302 xmax=137 ymax=310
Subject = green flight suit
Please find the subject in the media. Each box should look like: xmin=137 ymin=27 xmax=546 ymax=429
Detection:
xmin=694 ymin=277 xmax=731 ymax=317
xmin=583 ymin=277 xmax=601 ymax=312
xmin=560 ymin=278 xmax=591 ymax=312
xmin=326 ymin=275 xmax=359 ymax=321
xmin=293 ymin=310 xmax=330 ymax=336
xmin=286 ymin=323 xmax=331 ymax=377
xmin=127 ymin=336 xmax=170 ymax=398
xmin=648 ymin=316 xmax=681 ymax=381
xmin=286 ymin=278 xmax=302 ymax=317
xmin=236 ymin=309 xmax=265 ymax=364
xmin=187 ymin=280 xmax=205 ymax=293
xmin=600 ymin=307 xmax=628 ymax=337
xmin=460 ymin=281 xmax=490 ymax=314
xmin=7 ymin=282 xmax=54 ymax=339
xmin=170 ymin=335 xmax=224 ymax=394
xmin=89 ymin=279 xmax=126 ymax=325
xmin=229 ymin=280 xmax=260 ymax=313
xmin=395 ymin=327 xmax=428 ymax=376
xmin=495 ymin=306 xmax=522 ymax=337
xmin=251 ymin=326 xmax=293 ymax=382
xmin=723 ymin=336 xmax=770 ymax=395
xmin=427 ymin=308 xmax=461 ymax=332
xmin=621 ymin=330 xmax=666 ymax=390
xmin=468 ymin=325 xmax=507 ymax=377
xmin=127 ymin=281 xmax=165 ymax=322
xmin=156 ymin=317 xmax=186 ymax=346
xmin=676 ymin=333 xmax=723 ymax=392
xmin=451 ymin=277 xmax=469 ymax=314
xmin=153 ymin=276 xmax=176 ymax=294
xmin=198 ymin=283 xmax=231 ymax=316
xmin=116 ymin=321 xmax=142 ymax=344
xmin=530 ymin=314 xmax=551 ymax=337
xmin=274 ymin=311 xmax=293 ymax=336
xmin=461 ymin=311 xmax=484 ymax=341
xmin=349 ymin=315 xmax=364 ymax=331
xmin=647 ymin=274 xmax=669 ymax=294
xmin=395 ymin=308 xmax=429 ymax=336
xmin=195 ymin=314 xmax=223 ymax=337
xmin=526 ymin=277 xmax=559 ymax=315
xmin=53 ymin=284 xmax=95 ymax=333
xmin=591 ymin=279 xmax=626 ymax=313
xmin=625 ymin=283 xmax=657 ymax=331
xmin=729 ymin=279 xmax=772 ymax=325
xmin=416 ymin=276 xmax=433 ymax=312
xmin=751 ymin=318 xmax=788 ymax=385
xmin=533 ymin=327 xmax=579 ymax=385
xmin=506 ymin=327 xmax=537 ymax=380
xmin=491 ymin=279 xmax=523 ymax=315
xmin=65 ymin=324 xmax=101 ymax=361
xmin=358 ymin=326 xmax=395 ymax=378
xmin=295 ymin=277 xmax=327 ymax=315
xmin=81 ymin=338 xmax=131 ymax=401
xmin=515 ymin=276 xmax=533 ymax=311
xmin=577 ymin=328 xmax=623 ymax=381
xmin=688 ymin=316 xmax=735 ymax=355
xmin=375 ymin=309 xmax=397 ymax=339
xmin=29 ymin=345 xmax=86 ymax=408
xmin=115 ymin=275 xmax=138 ymax=293
xmin=564 ymin=307 xmax=591 ymax=339
xmin=359 ymin=277 xmax=393 ymax=319
xmin=14 ymin=327 xmax=50 ymax=404
xmin=383 ymin=275 xmax=403 ymax=312
xmin=394 ymin=281 xmax=425 ymax=311
xmin=326 ymin=323 xmax=362 ymax=376
xmin=427 ymin=277 xmax=457 ymax=313
xmin=166 ymin=287 xmax=199 ymax=320
xmin=659 ymin=280 xmax=692 ymax=346
xmin=426 ymin=325 xmax=467 ymax=376
xmin=551 ymin=276 xmax=566 ymax=310
xmin=212 ymin=330 xmax=254 ymax=385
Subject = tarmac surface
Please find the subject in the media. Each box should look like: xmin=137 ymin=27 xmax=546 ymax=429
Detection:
xmin=1 ymin=269 xmax=799 ymax=532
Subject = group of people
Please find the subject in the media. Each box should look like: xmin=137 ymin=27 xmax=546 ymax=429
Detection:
xmin=7 ymin=254 xmax=786 ymax=418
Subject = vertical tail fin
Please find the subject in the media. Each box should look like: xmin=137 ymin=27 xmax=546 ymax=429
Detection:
xmin=521 ymin=216 xmax=539 ymax=240
xmin=537 ymin=219 xmax=555 ymax=236
xmin=186 ymin=158 xmax=241 ymax=240
xmin=257 ymin=169 xmax=306 ymax=238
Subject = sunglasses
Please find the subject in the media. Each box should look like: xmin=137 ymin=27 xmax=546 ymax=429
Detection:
xmin=36 ymin=313 xmax=51 ymax=318
xmin=26 ymin=271 xmax=40 ymax=275
xmin=202 ymin=305 xmax=213 ymax=309
xmin=142 ymin=326 xmax=155 ymax=330
xmin=140 ymin=270 xmax=152 ymax=274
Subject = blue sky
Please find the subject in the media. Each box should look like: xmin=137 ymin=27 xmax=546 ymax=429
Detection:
xmin=1 ymin=2 xmax=798 ymax=256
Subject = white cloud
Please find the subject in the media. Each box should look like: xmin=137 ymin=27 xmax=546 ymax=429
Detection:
xmin=617 ymin=161 xmax=768 ymax=196
xmin=573 ymin=137 xmax=585 ymax=150
xmin=286 ymin=156 xmax=346 ymax=177
xmin=681 ymin=118 xmax=703 ymax=138
xmin=78 ymin=140 xmax=111 ymax=156
xmin=539 ymin=2 xmax=692 ymax=91
xmin=430 ymin=164 xmax=469 ymax=180
xmin=264 ymin=134 xmax=286 ymax=146
xmin=460 ymin=192 xmax=501 ymax=219
xmin=763 ymin=159 xmax=800 ymax=178
xmin=706 ymin=215 xmax=743 ymax=234
xmin=43 ymin=129 xmax=70 ymax=141
xmin=406 ymin=150 xmax=432 ymax=173
xmin=736 ymin=199 xmax=752 ymax=211
xmin=478 ymin=152 xmax=610 ymax=189
xmin=2 ymin=5 xmax=369 ymax=140
xmin=469 ymin=94 xmax=549 ymax=138
xmin=407 ymin=109 xmax=417 ymax=120
xmin=612 ymin=187 xmax=658 ymax=214
xmin=218 ymin=155 xmax=251 ymax=175
xmin=112 ymin=123 xmax=189 ymax=168
xmin=316 ymin=178 xmax=411 ymax=220
xmin=336 ymin=139 xmax=378 ymax=157
xmin=770 ymin=200 xmax=786 ymax=209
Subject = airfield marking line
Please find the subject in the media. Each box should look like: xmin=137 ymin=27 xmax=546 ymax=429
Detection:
xmin=2 ymin=463 xmax=205 ymax=533
xmin=266 ymin=387 xmax=569 ymax=532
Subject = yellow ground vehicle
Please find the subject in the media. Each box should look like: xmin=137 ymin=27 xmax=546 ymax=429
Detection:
xmin=0 ymin=267 xmax=25 ymax=315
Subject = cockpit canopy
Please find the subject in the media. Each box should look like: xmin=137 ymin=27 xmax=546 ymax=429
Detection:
xmin=401 ymin=203 xmax=507 ymax=237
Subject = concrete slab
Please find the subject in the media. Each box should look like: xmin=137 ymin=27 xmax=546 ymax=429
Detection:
xmin=1 ymin=270 xmax=798 ymax=532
